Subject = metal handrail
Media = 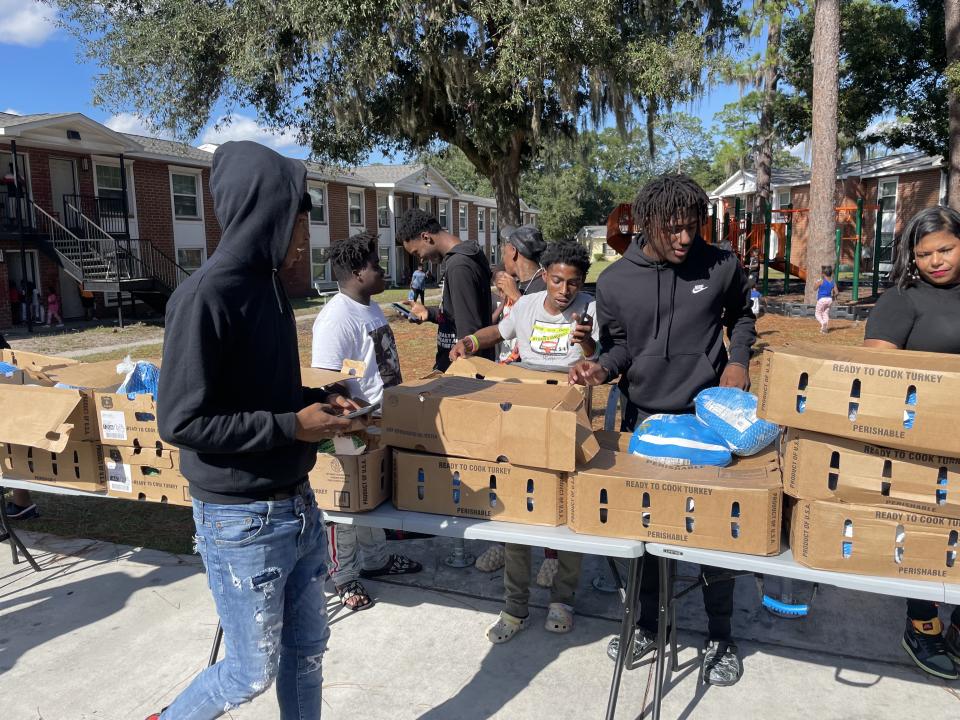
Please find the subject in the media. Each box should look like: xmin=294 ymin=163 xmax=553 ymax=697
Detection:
xmin=29 ymin=203 xmax=89 ymax=282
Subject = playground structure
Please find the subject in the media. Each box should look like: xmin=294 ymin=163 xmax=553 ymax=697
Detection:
xmin=605 ymin=198 xmax=890 ymax=300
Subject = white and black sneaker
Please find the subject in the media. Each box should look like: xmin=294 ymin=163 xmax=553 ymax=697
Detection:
xmin=4 ymin=502 xmax=39 ymax=520
xmin=607 ymin=628 xmax=657 ymax=670
xmin=701 ymin=639 xmax=743 ymax=686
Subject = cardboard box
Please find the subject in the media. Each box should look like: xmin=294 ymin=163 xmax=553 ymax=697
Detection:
xmin=0 ymin=384 xmax=101 ymax=450
xmin=392 ymin=448 xmax=567 ymax=526
xmin=757 ymin=343 xmax=960 ymax=455
xmin=104 ymin=446 xmax=192 ymax=506
xmin=568 ymin=433 xmax=783 ymax=555
xmin=783 ymin=429 xmax=960 ymax=519
xmin=94 ymin=391 xmax=172 ymax=450
xmin=444 ymin=357 xmax=592 ymax=401
xmin=0 ymin=348 xmax=78 ymax=372
xmin=310 ymin=442 xmax=391 ymax=512
xmin=791 ymin=499 xmax=960 ymax=582
xmin=0 ymin=440 xmax=106 ymax=492
xmin=381 ymin=376 xmax=598 ymax=472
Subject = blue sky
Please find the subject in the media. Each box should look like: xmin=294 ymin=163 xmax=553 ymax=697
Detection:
xmin=0 ymin=1 xmax=750 ymax=162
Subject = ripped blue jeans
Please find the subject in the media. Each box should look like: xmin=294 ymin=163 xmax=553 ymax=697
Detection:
xmin=161 ymin=488 xmax=330 ymax=720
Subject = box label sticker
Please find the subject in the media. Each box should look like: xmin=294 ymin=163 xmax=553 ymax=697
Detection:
xmin=101 ymin=410 xmax=128 ymax=441
xmin=106 ymin=460 xmax=133 ymax=493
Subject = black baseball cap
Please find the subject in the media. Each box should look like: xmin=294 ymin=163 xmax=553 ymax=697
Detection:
xmin=503 ymin=225 xmax=546 ymax=261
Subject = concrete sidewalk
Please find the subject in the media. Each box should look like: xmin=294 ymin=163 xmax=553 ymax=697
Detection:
xmin=1 ymin=531 xmax=958 ymax=719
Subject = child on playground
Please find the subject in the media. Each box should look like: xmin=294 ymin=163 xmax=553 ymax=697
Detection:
xmin=45 ymin=286 xmax=64 ymax=327
xmin=864 ymin=206 xmax=960 ymax=679
xmin=814 ymin=265 xmax=837 ymax=333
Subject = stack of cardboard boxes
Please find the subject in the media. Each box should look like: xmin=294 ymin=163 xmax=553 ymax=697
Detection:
xmin=378 ymin=357 xmax=785 ymax=556
xmin=0 ymin=353 xmax=192 ymax=506
xmin=758 ymin=343 xmax=960 ymax=583
xmin=382 ymin=359 xmax=598 ymax=527
xmin=0 ymin=351 xmax=106 ymax=493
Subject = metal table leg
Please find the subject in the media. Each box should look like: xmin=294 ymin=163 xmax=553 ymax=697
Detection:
xmin=0 ymin=487 xmax=42 ymax=572
xmin=651 ymin=556 xmax=674 ymax=720
xmin=444 ymin=538 xmax=475 ymax=568
xmin=604 ymin=555 xmax=641 ymax=720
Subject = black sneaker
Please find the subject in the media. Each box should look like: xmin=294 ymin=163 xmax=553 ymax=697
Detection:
xmin=607 ymin=628 xmax=657 ymax=670
xmin=902 ymin=621 xmax=958 ymax=679
xmin=701 ymin=639 xmax=743 ymax=686
xmin=4 ymin=502 xmax=39 ymax=520
xmin=946 ymin=624 xmax=960 ymax=665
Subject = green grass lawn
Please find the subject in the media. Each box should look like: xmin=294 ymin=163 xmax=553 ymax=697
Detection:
xmin=290 ymin=286 xmax=442 ymax=316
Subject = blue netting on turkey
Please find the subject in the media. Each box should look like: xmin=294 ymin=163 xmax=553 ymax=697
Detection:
xmin=627 ymin=413 xmax=732 ymax=467
xmin=694 ymin=387 xmax=780 ymax=457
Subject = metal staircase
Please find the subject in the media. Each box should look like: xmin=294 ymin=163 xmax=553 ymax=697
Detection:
xmin=30 ymin=199 xmax=188 ymax=313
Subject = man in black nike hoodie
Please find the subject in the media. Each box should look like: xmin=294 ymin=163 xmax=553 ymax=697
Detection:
xmin=395 ymin=206 xmax=493 ymax=371
xmin=152 ymin=141 xmax=362 ymax=720
xmin=571 ymin=174 xmax=755 ymax=687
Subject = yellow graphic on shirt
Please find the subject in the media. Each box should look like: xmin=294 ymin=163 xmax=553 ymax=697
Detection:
xmin=529 ymin=320 xmax=572 ymax=355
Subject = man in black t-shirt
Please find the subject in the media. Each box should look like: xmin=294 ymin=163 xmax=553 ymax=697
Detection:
xmin=397 ymin=207 xmax=493 ymax=372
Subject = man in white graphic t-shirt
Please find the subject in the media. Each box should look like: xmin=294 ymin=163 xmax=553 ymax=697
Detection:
xmin=449 ymin=240 xmax=599 ymax=369
xmin=311 ymin=232 xmax=421 ymax=613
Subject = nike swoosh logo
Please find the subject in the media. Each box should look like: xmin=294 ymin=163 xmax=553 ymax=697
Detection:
xmin=692 ymin=286 xmax=707 ymax=294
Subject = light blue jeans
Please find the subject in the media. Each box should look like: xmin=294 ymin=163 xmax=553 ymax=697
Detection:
xmin=161 ymin=487 xmax=330 ymax=719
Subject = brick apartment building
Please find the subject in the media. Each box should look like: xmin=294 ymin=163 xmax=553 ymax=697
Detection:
xmin=710 ymin=151 xmax=948 ymax=275
xmin=0 ymin=112 xmax=537 ymax=329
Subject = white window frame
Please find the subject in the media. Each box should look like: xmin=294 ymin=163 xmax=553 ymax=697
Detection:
xmin=490 ymin=208 xmax=498 ymax=234
xmin=417 ymin=195 xmax=432 ymax=214
xmin=439 ymin=199 xmax=450 ymax=229
xmin=378 ymin=244 xmax=392 ymax=279
xmin=348 ymin=188 xmax=364 ymax=227
xmin=478 ymin=208 xmax=486 ymax=233
xmin=311 ymin=246 xmax=331 ymax=285
xmin=168 ymin=167 xmax=204 ymax=222
xmin=308 ymin=183 xmax=327 ymax=225
xmin=176 ymin=246 xmax=207 ymax=275
xmin=377 ymin=191 xmax=390 ymax=228
xmin=458 ymin=203 xmax=468 ymax=231
xmin=877 ymin=176 xmax=899 ymax=264
xmin=92 ymin=159 xmax=137 ymax=218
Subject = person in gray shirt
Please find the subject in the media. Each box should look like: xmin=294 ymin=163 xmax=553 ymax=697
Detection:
xmin=449 ymin=241 xmax=597 ymax=367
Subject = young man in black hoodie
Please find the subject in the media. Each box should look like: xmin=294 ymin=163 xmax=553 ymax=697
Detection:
xmin=396 ymin=207 xmax=493 ymax=371
xmin=571 ymin=174 xmax=756 ymax=687
xmin=152 ymin=141 xmax=363 ymax=720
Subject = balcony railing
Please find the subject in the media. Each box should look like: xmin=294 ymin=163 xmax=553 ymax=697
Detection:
xmin=63 ymin=193 xmax=129 ymax=237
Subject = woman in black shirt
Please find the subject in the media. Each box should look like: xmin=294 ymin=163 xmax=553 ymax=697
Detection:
xmin=864 ymin=205 xmax=960 ymax=679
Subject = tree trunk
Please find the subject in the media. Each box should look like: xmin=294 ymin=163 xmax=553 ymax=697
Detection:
xmin=754 ymin=15 xmax=781 ymax=221
xmin=490 ymin=163 xmax=522 ymax=230
xmin=806 ymin=0 xmax=841 ymax=302
xmin=947 ymin=0 xmax=960 ymax=210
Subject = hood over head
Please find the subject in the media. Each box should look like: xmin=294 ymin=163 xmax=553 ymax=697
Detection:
xmin=210 ymin=141 xmax=308 ymax=271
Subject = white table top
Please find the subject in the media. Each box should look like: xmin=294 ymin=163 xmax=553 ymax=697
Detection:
xmin=324 ymin=505 xmax=646 ymax=559
xmin=644 ymin=543 xmax=951 ymax=603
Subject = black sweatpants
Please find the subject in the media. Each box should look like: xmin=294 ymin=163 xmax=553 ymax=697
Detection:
xmin=907 ymin=600 xmax=960 ymax=626
xmin=622 ymin=400 xmax=736 ymax=641
xmin=637 ymin=559 xmax=736 ymax=640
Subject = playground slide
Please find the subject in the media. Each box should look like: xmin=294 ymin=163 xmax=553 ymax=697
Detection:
xmin=767 ymin=259 xmax=806 ymax=281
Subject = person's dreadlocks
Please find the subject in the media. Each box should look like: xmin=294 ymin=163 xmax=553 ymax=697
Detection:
xmin=329 ymin=231 xmax=378 ymax=281
xmin=632 ymin=174 xmax=710 ymax=239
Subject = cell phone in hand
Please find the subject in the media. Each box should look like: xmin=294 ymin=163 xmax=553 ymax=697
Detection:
xmin=341 ymin=401 xmax=381 ymax=420
xmin=580 ymin=313 xmax=593 ymax=325
xmin=391 ymin=302 xmax=416 ymax=321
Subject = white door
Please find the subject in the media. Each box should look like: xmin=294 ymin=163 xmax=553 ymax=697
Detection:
xmin=49 ymin=158 xmax=77 ymax=225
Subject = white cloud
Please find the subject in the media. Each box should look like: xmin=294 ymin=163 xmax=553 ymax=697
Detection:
xmin=2 ymin=108 xmax=21 ymax=115
xmin=104 ymin=112 xmax=175 ymax=140
xmin=0 ymin=0 xmax=57 ymax=47
xmin=201 ymin=114 xmax=304 ymax=153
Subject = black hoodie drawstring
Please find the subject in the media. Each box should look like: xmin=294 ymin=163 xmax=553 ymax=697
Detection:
xmin=654 ymin=266 xmax=661 ymax=339
xmin=272 ymin=269 xmax=286 ymax=315
xmin=664 ymin=270 xmax=676 ymax=359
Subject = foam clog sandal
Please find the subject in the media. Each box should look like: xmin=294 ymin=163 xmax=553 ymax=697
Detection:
xmin=545 ymin=603 xmax=574 ymax=634
xmin=486 ymin=610 xmax=528 ymax=644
